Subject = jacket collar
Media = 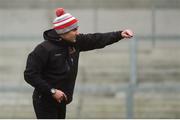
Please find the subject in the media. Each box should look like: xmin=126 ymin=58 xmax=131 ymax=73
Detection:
xmin=43 ymin=29 xmax=75 ymax=47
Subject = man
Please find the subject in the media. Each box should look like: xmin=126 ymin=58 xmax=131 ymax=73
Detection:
xmin=24 ymin=8 xmax=133 ymax=119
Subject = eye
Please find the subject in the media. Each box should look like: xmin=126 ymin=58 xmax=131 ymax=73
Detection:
xmin=72 ymin=27 xmax=78 ymax=31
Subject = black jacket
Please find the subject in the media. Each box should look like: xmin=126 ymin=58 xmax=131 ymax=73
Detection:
xmin=24 ymin=29 xmax=123 ymax=104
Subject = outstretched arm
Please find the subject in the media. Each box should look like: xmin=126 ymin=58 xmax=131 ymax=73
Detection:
xmin=76 ymin=29 xmax=133 ymax=52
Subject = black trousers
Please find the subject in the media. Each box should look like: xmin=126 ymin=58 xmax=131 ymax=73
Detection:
xmin=32 ymin=90 xmax=66 ymax=119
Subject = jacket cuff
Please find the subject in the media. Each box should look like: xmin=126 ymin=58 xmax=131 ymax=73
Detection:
xmin=46 ymin=86 xmax=54 ymax=96
xmin=114 ymin=31 xmax=124 ymax=42
xmin=36 ymin=85 xmax=53 ymax=96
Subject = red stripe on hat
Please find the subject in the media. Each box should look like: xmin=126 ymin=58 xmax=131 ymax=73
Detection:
xmin=54 ymin=19 xmax=78 ymax=30
xmin=53 ymin=16 xmax=73 ymax=24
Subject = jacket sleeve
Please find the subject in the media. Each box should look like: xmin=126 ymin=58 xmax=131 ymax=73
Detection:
xmin=24 ymin=45 xmax=52 ymax=96
xmin=76 ymin=31 xmax=124 ymax=51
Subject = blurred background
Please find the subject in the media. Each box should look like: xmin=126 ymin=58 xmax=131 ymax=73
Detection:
xmin=0 ymin=0 xmax=180 ymax=118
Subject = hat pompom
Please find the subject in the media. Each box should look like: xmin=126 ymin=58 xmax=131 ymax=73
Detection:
xmin=55 ymin=8 xmax=65 ymax=17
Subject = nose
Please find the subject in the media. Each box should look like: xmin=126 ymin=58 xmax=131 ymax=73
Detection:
xmin=75 ymin=30 xmax=79 ymax=35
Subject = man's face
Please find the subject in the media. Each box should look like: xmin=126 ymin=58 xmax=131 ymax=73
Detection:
xmin=60 ymin=28 xmax=79 ymax=43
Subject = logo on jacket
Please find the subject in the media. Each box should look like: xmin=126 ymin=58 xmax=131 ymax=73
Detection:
xmin=54 ymin=53 xmax=62 ymax=56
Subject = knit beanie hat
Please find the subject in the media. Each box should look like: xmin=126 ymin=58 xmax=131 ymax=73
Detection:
xmin=53 ymin=8 xmax=78 ymax=34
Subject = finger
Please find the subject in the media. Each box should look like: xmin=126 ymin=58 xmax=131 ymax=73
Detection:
xmin=124 ymin=34 xmax=133 ymax=39
xmin=59 ymin=100 xmax=61 ymax=103
xmin=127 ymin=33 xmax=133 ymax=37
xmin=123 ymin=34 xmax=130 ymax=38
xmin=127 ymin=31 xmax=133 ymax=37
xmin=63 ymin=93 xmax=68 ymax=101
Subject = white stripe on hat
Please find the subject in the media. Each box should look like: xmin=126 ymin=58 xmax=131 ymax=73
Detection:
xmin=54 ymin=17 xmax=76 ymax=27
xmin=53 ymin=13 xmax=72 ymax=23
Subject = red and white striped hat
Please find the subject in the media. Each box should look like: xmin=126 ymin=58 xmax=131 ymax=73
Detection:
xmin=53 ymin=8 xmax=78 ymax=34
